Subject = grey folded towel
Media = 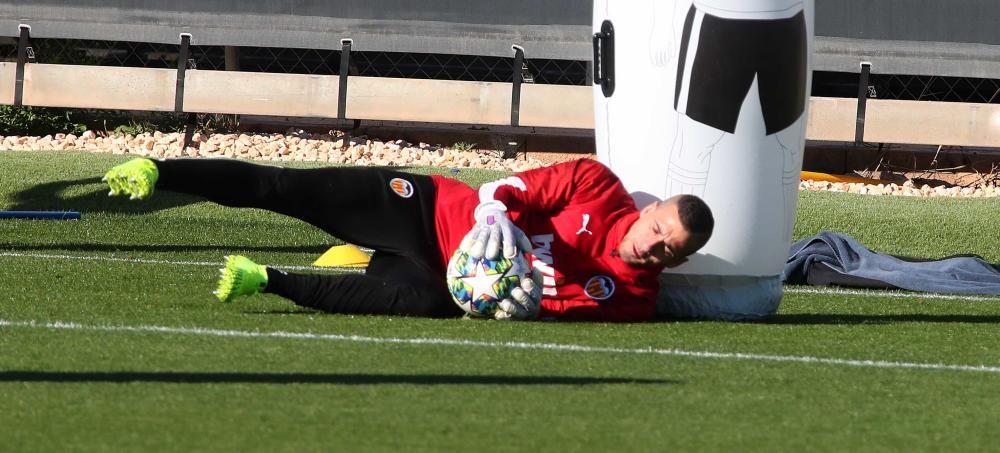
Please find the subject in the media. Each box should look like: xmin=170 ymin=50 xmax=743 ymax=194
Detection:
xmin=783 ymin=231 xmax=1000 ymax=295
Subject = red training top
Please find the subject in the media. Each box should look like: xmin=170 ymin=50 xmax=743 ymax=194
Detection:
xmin=430 ymin=159 xmax=661 ymax=322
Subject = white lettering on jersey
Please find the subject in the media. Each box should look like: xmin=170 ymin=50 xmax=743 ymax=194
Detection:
xmin=530 ymin=234 xmax=557 ymax=296
xmin=531 ymin=234 xmax=554 ymax=264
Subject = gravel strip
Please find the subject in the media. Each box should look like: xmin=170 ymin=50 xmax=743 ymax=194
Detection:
xmin=800 ymin=179 xmax=999 ymax=198
xmin=0 ymin=130 xmax=551 ymax=173
xmin=3 ymin=130 xmax=996 ymax=197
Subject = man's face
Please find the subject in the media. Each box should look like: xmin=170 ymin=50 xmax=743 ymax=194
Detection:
xmin=618 ymin=201 xmax=695 ymax=269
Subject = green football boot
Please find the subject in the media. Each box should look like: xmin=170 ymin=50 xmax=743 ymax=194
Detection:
xmin=214 ymin=255 xmax=269 ymax=303
xmin=102 ymin=158 xmax=159 ymax=200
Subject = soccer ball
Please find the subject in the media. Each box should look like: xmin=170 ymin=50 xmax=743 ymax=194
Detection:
xmin=446 ymin=249 xmax=532 ymax=318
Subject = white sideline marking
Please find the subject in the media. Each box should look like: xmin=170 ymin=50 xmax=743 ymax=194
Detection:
xmin=2 ymin=319 xmax=1000 ymax=375
xmin=0 ymin=251 xmax=362 ymax=273
xmin=5 ymin=251 xmax=1000 ymax=301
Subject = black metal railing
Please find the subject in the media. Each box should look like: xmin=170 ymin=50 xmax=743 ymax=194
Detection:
xmin=0 ymin=38 xmax=587 ymax=85
xmin=812 ymin=71 xmax=1000 ymax=104
xmin=5 ymin=38 xmax=1000 ymax=103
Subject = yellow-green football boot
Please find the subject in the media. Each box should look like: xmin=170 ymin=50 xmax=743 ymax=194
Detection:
xmin=102 ymin=158 xmax=159 ymax=200
xmin=214 ymin=255 xmax=269 ymax=303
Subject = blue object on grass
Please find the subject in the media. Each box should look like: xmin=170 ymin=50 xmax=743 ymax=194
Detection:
xmin=0 ymin=211 xmax=81 ymax=220
xmin=784 ymin=231 xmax=1000 ymax=295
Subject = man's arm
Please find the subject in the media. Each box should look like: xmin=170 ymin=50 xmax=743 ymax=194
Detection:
xmin=461 ymin=159 xmax=621 ymax=260
xmin=481 ymin=159 xmax=625 ymax=214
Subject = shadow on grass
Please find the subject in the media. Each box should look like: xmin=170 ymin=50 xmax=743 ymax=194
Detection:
xmin=242 ymin=310 xmax=327 ymax=315
xmin=1 ymin=242 xmax=330 ymax=254
xmin=762 ymin=313 xmax=1000 ymax=325
xmin=234 ymin=312 xmax=1000 ymax=324
xmin=0 ymin=371 xmax=678 ymax=385
xmin=7 ymin=177 xmax=200 ymax=214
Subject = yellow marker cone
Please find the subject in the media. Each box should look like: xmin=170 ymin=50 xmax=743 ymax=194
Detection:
xmin=313 ymin=244 xmax=372 ymax=267
xmin=800 ymin=171 xmax=882 ymax=185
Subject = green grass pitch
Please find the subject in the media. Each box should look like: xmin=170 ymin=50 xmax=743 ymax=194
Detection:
xmin=3 ymin=150 xmax=1000 ymax=452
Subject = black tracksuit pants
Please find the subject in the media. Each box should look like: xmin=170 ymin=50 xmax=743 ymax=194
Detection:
xmin=156 ymin=158 xmax=463 ymax=318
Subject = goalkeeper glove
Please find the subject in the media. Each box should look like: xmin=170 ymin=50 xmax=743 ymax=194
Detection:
xmin=494 ymin=270 xmax=544 ymax=321
xmin=460 ymin=200 xmax=532 ymax=260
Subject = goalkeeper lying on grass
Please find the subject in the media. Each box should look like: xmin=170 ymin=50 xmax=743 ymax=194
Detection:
xmin=103 ymin=157 xmax=713 ymax=322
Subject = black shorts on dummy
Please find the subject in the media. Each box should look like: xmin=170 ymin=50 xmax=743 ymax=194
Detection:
xmin=674 ymin=6 xmax=807 ymax=135
xmin=156 ymin=158 xmax=464 ymax=318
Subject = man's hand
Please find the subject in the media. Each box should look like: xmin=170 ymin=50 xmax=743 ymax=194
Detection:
xmin=494 ymin=270 xmax=543 ymax=321
xmin=460 ymin=200 xmax=532 ymax=259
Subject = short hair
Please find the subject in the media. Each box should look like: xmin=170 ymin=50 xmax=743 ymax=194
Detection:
xmin=669 ymin=194 xmax=714 ymax=251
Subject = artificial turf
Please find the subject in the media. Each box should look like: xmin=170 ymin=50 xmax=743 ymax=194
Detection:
xmin=3 ymin=150 xmax=1000 ymax=452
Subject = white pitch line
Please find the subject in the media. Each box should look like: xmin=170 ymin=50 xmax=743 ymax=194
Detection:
xmin=0 ymin=251 xmax=362 ymax=273
xmin=2 ymin=319 xmax=1000 ymax=375
xmin=5 ymin=251 xmax=1000 ymax=301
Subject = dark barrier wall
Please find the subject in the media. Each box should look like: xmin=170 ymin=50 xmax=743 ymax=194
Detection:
xmin=20 ymin=0 xmax=591 ymax=27
xmin=3 ymin=1 xmax=1000 ymax=77
xmin=813 ymin=0 xmax=1000 ymax=78
xmin=816 ymin=0 xmax=1000 ymax=46
xmin=0 ymin=0 xmax=591 ymax=60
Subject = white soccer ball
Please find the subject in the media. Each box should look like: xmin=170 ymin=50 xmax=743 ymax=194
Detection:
xmin=446 ymin=249 xmax=532 ymax=318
